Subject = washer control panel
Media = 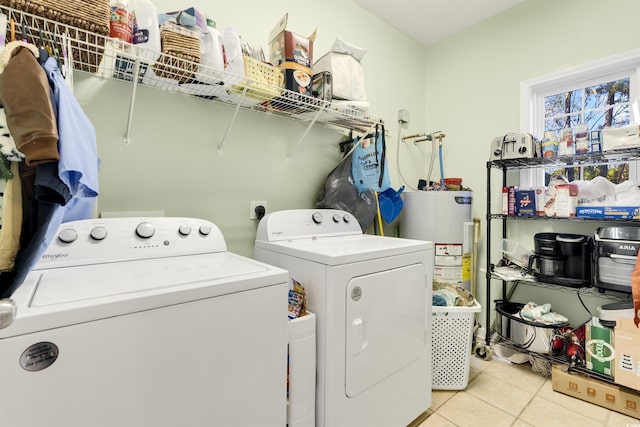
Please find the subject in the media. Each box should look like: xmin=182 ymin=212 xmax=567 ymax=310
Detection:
xmin=36 ymin=217 xmax=227 ymax=269
xmin=255 ymin=209 xmax=362 ymax=242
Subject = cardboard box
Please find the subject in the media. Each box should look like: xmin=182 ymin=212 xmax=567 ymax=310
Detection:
xmin=576 ymin=206 xmax=640 ymax=219
xmin=615 ymin=318 xmax=640 ymax=392
xmin=585 ymin=317 xmax=616 ymax=376
xmin=514 ymin=190 xmax=536 ymax=217
xmin=269 ymin=14 xmax=316 ymax=95
xmin=552 ymin=365 xmax=640 ymax=419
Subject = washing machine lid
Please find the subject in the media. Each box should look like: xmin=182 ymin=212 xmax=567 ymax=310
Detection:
xmin=255 ymin=234 xmax=431 ymax=265
xmin=3 ymin=252 xmax=288 ymax=338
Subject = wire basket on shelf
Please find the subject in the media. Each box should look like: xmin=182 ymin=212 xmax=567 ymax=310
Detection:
xmin=495 ymin=301 xmax=569 ymax=354
xmin=0 ymin=0 xmax=110 ymax=73
xmin=230 ymin=56 xmax=283 ymax=103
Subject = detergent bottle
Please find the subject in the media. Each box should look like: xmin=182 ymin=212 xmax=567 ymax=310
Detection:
xmin=131 ymin=0 xmax=160 ymax=60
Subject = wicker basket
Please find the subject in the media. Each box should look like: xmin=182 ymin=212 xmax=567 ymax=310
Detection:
xmin=1 ymin=0 xmax=110 ymax=72
xmin=231 ymin=56 xmax=283 ymax=102
xmin=152 ymin=22 xmax=200 ymax=84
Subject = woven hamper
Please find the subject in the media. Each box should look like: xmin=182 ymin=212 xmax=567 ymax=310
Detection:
xmin=152 ymin=22 xmax=200 ymax=84
xmin=0 ymin=0 xmax=110 ymax=72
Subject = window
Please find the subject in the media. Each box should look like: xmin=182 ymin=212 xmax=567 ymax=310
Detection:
xmin=520 ymin=49 xmax=640 ymax=188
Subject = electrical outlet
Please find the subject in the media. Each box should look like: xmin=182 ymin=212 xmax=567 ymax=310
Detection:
xmin=250 ymin=201 xmax=267 ymax=220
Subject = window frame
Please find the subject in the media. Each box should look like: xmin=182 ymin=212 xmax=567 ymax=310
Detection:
xmin=519 ymin=49 xmax=640 ymax=187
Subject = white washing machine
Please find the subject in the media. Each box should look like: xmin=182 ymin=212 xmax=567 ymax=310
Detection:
xmin=254 ymin=209 xmax=433 ymax=427
xmin=0 ymin=217 xmax=289 ymax=427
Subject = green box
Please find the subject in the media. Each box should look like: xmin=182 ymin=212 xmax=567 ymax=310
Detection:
xmin=585 ymin=318 xmax=615 ymax=376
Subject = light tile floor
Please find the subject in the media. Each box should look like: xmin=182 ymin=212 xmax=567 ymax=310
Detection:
xmin=409 ymin=354 xmax=640 ymax=427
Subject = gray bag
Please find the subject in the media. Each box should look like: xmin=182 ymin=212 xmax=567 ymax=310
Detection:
xmin=316 ymin=150 xmax=377 ymax=231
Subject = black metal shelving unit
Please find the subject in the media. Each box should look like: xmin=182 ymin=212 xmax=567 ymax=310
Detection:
xmin=483 ymin=150 xmax=638 ymax=380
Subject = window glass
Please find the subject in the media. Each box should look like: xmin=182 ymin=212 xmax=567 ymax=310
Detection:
xmin=542 ymin=77 xmax=631 ymax=185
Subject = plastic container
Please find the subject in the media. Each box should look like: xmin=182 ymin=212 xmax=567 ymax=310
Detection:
xmin=500 ymin=239 xmax=532 ymax=268
xmin=131 ymin=0 xmax=160 ymax=60
xmin=431 ymin=300 xmax=481 ymax=390
xmin=287 ymin=312 xmax=316 ymax=427
xmin=110 ymin=0 xmax=133 ymax=43
xmin=223 ymin=26 xmax=245 ymax=79
xmin=200 ymin=16 xmax=225 ymax=72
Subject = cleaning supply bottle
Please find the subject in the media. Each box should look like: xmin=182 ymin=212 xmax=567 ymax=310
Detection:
xmin=199 ymin=14 xmax=224 ymax=83
xmin=131 ymin=0 xmax=160 ymax=60
xmin=222 ymin=26 xmax=244 ymax=79
xmin=109 ymin=0 xmax=133 ymax=44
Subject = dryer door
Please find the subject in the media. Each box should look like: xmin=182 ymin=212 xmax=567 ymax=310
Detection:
xmin=345 ymin=263 xmax=426 ymax=397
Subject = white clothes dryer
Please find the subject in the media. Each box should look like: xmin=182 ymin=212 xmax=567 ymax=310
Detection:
xmin=0 ymin=217 xmax=289 ymax=427
xmin=254 ymin=209 xmax=433 ymax=427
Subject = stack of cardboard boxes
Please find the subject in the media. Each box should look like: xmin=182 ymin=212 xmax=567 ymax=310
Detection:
xmin=552 ymin=317 xmax=640 ymax=418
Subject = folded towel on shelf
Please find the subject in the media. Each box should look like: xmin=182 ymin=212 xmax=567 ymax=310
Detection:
xmin=520 ymin=301 xmax=568 ymax=325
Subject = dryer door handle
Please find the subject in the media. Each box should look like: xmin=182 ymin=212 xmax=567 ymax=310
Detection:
xmin=351 ymin=317 xmax=368 ymax=355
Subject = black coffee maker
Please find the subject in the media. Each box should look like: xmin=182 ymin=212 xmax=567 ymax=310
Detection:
xmin=527 ymin=232 xmax=593 ymax=287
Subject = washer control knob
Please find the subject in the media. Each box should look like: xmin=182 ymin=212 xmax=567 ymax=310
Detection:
xmin=90 ymin=226 xmax=108 ymax=241
xmin=332 ymin=213 xmax=341 ymax=223
xmin=58 ymin=228 xmax=78 ymax=244
xmin=199 ymin=225 xmax=211 ymax=236
xmin=0 ymin=299 xmax=16 ymax=329
xmin=343 ymin=214 xmax=352 ymax=223
xmin=312 ymin=212 xmax=323 ymax=224
xmin=178 ymin=225 xmax=192 ymax=236
xmin=135 ymin=222 xmax=155 ymax=239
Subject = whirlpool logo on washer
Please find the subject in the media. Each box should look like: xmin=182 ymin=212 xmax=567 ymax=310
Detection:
xmin=41 ymin=252 xmax=69 ymax=261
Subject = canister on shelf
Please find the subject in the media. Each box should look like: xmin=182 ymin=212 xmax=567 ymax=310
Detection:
xmin=541 ymin=130 xmax=558 ymax=158
xmin=110 ymin=0 xmax=133 ymax=43
xmin=574 ymin=123 xmax=590 ymax=154
xmin=558 ymin=127 xmax=575 ymax=156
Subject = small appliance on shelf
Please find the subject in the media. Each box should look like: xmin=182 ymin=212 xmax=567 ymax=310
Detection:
xmin=527 ymin=232 xmax=593 ymax=288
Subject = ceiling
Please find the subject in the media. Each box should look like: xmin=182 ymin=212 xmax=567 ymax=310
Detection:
xmin=353 ymin=0 xmax=526 ymax=46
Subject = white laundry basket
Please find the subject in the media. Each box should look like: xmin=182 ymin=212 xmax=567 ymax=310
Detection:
xmin=431 ymin=301 xmax=481 ymax=390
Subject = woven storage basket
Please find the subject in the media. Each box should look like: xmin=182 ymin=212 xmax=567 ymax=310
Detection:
xmin=231 ymin=56 xmax=283 ymax=102
xmin=152 ymin=22 xmax=200 ymax=84
xmin=1 ymin=0 xmax=110 ymax=72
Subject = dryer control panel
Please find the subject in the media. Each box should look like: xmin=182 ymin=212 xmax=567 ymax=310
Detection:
xmin=256 ymin=209 xmax=362 ymax=242
xmin=35 ymin=217 xmax=227 ymax=269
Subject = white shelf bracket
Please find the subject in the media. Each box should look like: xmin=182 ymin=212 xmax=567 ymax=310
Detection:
xmin=123 ymin=56 xmax=141 ymax=145
xmin=217 ymin=86 xmax=248 ymax=156
xmin=286 ymin=108 xmax=324 ymax=162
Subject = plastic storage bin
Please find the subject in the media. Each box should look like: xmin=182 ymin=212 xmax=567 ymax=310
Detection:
xmin=287 ymin=311 xmax=316 ymax=427
xmin=432 ymin=300 xmax=481 ymax=390
xmin=499 ymin=239 xmax=532 ymax=268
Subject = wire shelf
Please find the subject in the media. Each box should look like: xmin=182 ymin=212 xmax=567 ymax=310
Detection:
xmin=493 ymin=335 xmax=616 ymax=384
xmin=487 ymin=148 xmax=640 ymax=170
xmin=1 ymin=5 xmax=381 ymax=134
